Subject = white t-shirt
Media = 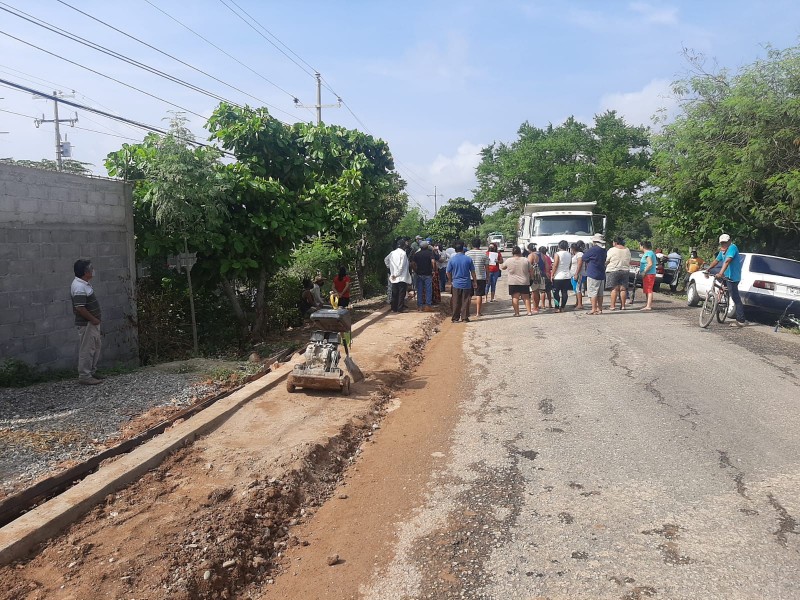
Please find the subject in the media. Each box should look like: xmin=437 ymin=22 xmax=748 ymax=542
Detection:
xmin=553 ymin=250 xmax=572 ymax=280
xmin=570 ymin=252 xmax=583 ymax=278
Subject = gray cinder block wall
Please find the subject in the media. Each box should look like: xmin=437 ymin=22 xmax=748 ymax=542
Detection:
xmin=0 ymin=164 xmax=138 ymax=372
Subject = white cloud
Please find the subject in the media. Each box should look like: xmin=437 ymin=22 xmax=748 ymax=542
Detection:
xmin=566 ymin=2 xmax=679 ymax=32
xmin=366 ymin=33 xmax=480 ymax=90
xmin=599 ymin=78 xmax=678 ymax=128
xmin=629 ymin=2 xmax=679 ymax=26
xmin=404 ymin=141 xmax=483 ymax=216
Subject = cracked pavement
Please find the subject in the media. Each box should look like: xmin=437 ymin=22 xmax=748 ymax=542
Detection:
xmin=366 ymin=294 xmax=800 ymax=599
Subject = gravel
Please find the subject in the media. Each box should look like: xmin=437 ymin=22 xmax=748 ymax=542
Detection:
xmin=0 ymin=367 xmax=233 ymax=495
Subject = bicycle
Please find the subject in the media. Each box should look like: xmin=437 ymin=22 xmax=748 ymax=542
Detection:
xmin=699 ymin=275 xmax=731 ymax=328
xmin=774 ymin=300 xmax=800 ymax=332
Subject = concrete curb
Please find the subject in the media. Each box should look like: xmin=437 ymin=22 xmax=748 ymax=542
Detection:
xmin=0 ymin=304 xmax=391 ymax=566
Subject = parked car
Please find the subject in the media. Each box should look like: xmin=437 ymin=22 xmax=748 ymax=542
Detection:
xmin=628 ymin=250 xmax=665 ymax=290
xmin=661 ymin=253 xmax=683 ymax=292
xmin=686 ymin=253 xmax=800 ymax=318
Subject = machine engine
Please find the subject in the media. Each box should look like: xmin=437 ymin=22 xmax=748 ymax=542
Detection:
xmin=302 ymin=331 xmax=342 ymax=373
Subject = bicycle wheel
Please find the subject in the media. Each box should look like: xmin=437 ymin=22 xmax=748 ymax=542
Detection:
xmin=716 ymin=290 xmax=729 ymax=323
xmin=699 ymin=292 xmax=717 ymax=328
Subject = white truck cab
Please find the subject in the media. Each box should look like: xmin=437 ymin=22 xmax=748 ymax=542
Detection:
xmin=517 ymin=202 xmax=605 ymax=256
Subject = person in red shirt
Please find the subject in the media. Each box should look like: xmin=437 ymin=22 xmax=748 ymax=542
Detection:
xmin=332 ymin=266 xmax=352 ymax=307
xmin=485 ymin=243 xmax=504 ymax=302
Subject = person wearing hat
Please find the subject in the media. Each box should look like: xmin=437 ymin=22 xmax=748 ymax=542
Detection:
xmin=707 ymin=234 xmax=746 ymax=327
xmin=582 ymin=234 xmax=607 ymax=314
xmin=311 ymin=273 xmax=326 ymax=308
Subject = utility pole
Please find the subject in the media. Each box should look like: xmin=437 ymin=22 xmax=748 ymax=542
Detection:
xmin=33 ymin=90 xmax=77 ymax=170
xmin=294 ymin=73 xmax=341 ymax=125
xmin=427 ymin=186 xmax=444 ymax=217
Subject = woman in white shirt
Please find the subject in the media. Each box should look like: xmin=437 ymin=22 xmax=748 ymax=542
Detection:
xmin=550 ymin=240 xmax=572 ymax=313
xmin=570 ymin=242 xmax=586 ymax=310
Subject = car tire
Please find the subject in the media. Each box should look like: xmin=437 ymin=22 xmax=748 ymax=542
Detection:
xmin=653 ymin=280 xmax=661 ymax=293
xmin=687 ymin=282 xmax=700 ymax=306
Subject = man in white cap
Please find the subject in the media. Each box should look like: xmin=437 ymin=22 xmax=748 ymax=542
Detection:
xmin=582 ymin=234 xmax=607 ymax=314
xmin=707 ymin=233 xmax=746 ymax=327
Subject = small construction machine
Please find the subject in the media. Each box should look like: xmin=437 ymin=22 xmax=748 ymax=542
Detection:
xmin=286 ymin=308 xmax=364 ymax=396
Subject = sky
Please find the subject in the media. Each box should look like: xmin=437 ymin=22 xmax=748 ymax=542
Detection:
xmin=1 ymin=1 xmax=800 ymax=217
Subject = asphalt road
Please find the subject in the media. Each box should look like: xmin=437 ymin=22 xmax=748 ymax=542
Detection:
xmin=366 ymin=290 xmax=800 ymax=600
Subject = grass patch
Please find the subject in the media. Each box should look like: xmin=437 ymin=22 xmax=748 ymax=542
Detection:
xmin=0 ymin=359 xmax=73 ymax=388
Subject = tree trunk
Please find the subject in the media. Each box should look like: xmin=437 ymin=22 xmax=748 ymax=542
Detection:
xmin=252 ymin=266 xmax=269 ymax=340
xmin=220 ymin=276 xmax=250 ymax=338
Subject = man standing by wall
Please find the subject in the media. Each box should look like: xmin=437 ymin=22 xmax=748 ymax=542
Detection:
xmin=447 ymin=242 xmax=477 ymax=323
xmin=71 ymin=259 xmax=103 ymax=385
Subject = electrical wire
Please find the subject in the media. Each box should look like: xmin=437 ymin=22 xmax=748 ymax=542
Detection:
xmin=54 ymin=0 xmax=282 ymax=110
xmin=0 ymin=29 xmax=207 ymax=120
xmin=0 ymin=78 xmax=236 ymax=156
xmin=0 ymin=63 xmax=71 ymax=93
xmin=224 ymin=0 xmax=318 ymax=75
xmin=0 ymin=106 xmax=36 ymax=119
xmin=216 ymin=0 xmax=316 ymax=78
xmin=141 ymin=0 xmax=300 ymax=102
xmin=72 ymin=124 xmax=141 ymax=142
xmin=0 ymin=4 xmax=244 ymax=109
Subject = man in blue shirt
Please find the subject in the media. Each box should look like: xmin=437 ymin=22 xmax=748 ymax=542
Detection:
xmin=707 ymin=233 xmax=745 ymax=327
xmin=582 ymin=234 xmax=607 ymax=315
xmin=446 ymin=241 xmax=477 ymax=322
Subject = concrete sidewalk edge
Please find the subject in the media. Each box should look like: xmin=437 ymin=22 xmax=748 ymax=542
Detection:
xmin=0 ymin=304 xmax=391 ymax=566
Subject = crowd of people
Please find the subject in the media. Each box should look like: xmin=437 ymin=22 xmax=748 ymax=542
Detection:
xmin=382 ymin=232 xmax=746 ymax=325
xmin=291 ymin=228 xmax=746 ymax=329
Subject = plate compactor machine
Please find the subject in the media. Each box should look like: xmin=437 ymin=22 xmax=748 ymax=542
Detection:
xmin=286 ymin=308 xmax=364 ymax=395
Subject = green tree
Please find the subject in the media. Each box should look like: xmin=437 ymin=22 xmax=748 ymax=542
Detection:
xmin=392 ymin=207 xmax=427 ymax=240
xmin=1 ymin=157 xmax=93 ymax=175
xmin=474 ymin=112 xmax=653 ymax=236
xmin=427 ymin=197 xmax=482 ymax=242
xmin=478 ymin=207 xmax=518 ymax=242
xmin=652 ymin=45 xmax=800 ymax=257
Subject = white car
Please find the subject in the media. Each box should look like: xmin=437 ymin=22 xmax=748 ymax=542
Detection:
xmin=686 ymin=253 xmax=800 ymax=318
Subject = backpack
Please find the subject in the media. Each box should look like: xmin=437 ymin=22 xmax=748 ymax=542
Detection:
xmin=530 ymin=257 xmax=543 ymax=285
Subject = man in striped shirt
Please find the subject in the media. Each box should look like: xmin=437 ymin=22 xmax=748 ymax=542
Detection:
xmin=466 ymin=238 xmax=490 ymax=318
xmin=71 ymin=259 xmax=104 ymax=385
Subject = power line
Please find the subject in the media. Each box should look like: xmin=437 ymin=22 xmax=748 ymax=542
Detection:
xmin=141 ymin=0 xmax=299 ymax=102
xmin=0 ymin=78 xmax=236 ymax=157
xmin=0 ymin=106 xmax=36 ymax=119
xmin=0 ymin=29 xmax=207 ymax=120
xmin=0 ymin=3 xmax=248 ymax=109
xmin=54 ymin=0 xmax=280 ymax=110
xmin=217 ymin=0 xmax=316 ymax=78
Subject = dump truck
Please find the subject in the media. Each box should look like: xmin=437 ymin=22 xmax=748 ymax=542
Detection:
xmin=516 ymin=202 xmax=606 ymax=256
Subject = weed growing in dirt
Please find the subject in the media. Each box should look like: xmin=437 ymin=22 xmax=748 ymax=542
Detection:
xmin=0 ymin=359 xmax=73 ymax=388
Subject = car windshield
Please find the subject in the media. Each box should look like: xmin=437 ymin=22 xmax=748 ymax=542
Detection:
xmin=749 ymin=255 xmax=800 ymax=279
xmin=533 ymin=216 xmax=592 ymax=236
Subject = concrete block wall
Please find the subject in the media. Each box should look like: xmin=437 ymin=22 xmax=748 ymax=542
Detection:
xmin=0 ymin=164 xmax=138 ymax=372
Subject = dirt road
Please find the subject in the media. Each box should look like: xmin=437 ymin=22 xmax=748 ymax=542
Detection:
xmin=0 ymin=308 xmax=442 ymax=599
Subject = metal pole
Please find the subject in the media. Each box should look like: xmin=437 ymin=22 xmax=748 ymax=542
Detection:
xmin=53 ymin=91 xmax=62 ymax=171
xmin=434 ymin=185 xmax=438 ymax=216
xmin=184 ymin=237 xmax=199 ymax=356
xmin=315 ymin=72 xmax=322 ymax=125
